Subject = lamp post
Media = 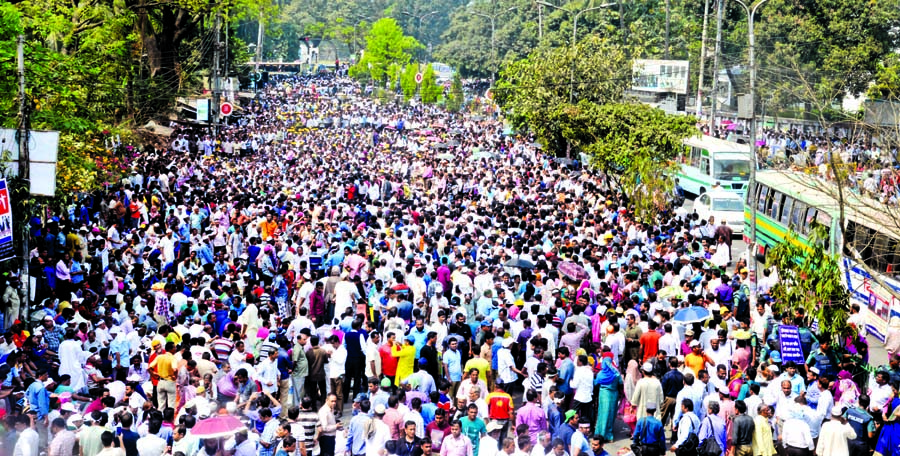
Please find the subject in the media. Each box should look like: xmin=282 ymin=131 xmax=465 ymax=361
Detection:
xmin=470 ymin=5 xmax=518 ymax=83
xmin=733 ymin=0 xmax=771 ymax=288
xmin=535 ymin=1 xmax=616 ymax=44
xmin=401 ymin=10 xmax=440 ymax=55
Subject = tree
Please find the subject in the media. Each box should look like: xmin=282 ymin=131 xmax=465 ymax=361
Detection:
xmin=349 ymin=17 xmax=422 ymax=83
xmin=400 ymin=63 xmax=418 ymax=101
xmin=421 ymin=63 xmax=442 ymax=104
xmin=563 ymin=101 xmax=697 ymax=217
xmin=766 ymin=225 xmax=851 ymax=341
xmin=445 ymin=73 xmax=464 ymax=112
xmin=494 ymin=35 xmax=632 ymax=155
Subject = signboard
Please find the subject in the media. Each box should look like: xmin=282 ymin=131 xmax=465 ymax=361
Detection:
xmin=0 ymin=129 xmax=59 ymax=196
xmin=415 ymin=72 xmax=423 ymax=84
xmin=196 ymin=99 xmax=210 ymax=122
xmin=0 ymin=179 xmax=14 ymax=262
xmin=632 ymin=59 xmax=690 ymax=94
xmin=778 ymin=325 xmax=806 ymax=365
xmin=220 ymin=102 xmax=233 ymax=117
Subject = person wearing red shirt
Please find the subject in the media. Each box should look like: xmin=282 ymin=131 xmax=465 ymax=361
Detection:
xmin=380 ymin=332 xmax=400 ymax=384
xmin=485 ymin=382 xmax=514 ymax=441
xmin=639 ymin=320 xmax=662 ymax=363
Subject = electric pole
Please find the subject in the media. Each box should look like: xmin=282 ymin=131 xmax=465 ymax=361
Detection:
xmin=709 ymin=0 xmax=725 ymax=135
xmin=212 ymin=10 xmax=221 ymax=138
xmin=696 ymin=0 xmax=710 ymax=118
xmin=17 ymin=34 xmax=30 ymax=319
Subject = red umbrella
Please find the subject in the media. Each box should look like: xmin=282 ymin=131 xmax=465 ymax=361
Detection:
xmin=191 ymin=415 xmax=247 ymax=439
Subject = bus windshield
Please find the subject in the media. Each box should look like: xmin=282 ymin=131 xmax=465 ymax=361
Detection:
xmin=714 ymin=159 xmax=751 ymax=180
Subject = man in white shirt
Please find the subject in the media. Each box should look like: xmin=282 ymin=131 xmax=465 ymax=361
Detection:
xmin=12 ymin=415 xmax=39 ymax=456
xmin=325 ymin=335 xmax=347 ymax=416
xmin=570 ymin=355 xmax=595 ymax=423
xmin=256 ymin=349 xmax=280 ymax=395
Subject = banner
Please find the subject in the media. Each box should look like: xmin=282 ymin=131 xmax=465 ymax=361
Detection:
xmin=0 ymin=179 xmax=14 ymax=262
xmin=778 ymin=325 xmax=806 ymax=365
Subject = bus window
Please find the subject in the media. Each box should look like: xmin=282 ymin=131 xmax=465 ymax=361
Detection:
xmin=768 ymin=192 xmax=782 ymax=219
xmin=802 ymin=207 xmax=817 ymax=234
xmin=690 ymin=147 xmax=702 ymax=167
xmin=790 ymin=202 xmax=806 ymax=231
xmin=874 ymin=233 xmax=891 ymax=272
xmin=780 ymin=197 xmax=794 ymax=225
xmin=756 ymin=185 xmax=768 ymax=212
xmin=850 ymin=222 xmax=873 ymax=262
xmin=890 ymin=238 xmax=900 ymax=277
xmin=701 ymin=157 xmax=711 ymax=176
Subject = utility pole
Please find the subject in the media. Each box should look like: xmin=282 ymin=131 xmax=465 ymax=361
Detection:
xmin=709 ymin=0 xmax=725 ymax=135
xmin=17 ymin=35 xmax=30 ymax=320
xmin=224 ymin=8 xmax=230 ymax=101
xmin=255 ymin=13 xmax=264 ymax=83
xmin=212 ymin=11 xmax=221 ymax=138
xmin=697 ymin=0 xmax=710 ymax=118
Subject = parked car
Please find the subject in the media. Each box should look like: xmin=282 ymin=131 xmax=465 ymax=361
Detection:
xmin=693 ymin=191 xmax=745 ymax=235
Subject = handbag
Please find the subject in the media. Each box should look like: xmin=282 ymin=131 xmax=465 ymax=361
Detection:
xmin=698 ymin=417 xmax=723 ymax=456
xmin=630 ymin=418 xmax=651 ymax=456
xmin=674 ymin=416 xmax=700 ymax=456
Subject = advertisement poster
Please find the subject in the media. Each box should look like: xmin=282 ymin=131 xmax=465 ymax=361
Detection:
xmin=0 ymin=179 xmax=14 ymax=262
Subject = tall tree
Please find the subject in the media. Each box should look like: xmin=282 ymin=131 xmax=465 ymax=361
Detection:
xmin=349 ymin=17 xmax=422 ymax=84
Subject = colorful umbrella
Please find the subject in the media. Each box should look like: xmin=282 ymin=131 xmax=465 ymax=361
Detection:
xmin=191 ymin=415 xmax=247 ymax=439
xmin=673 ymin=306 xmax=712 ymax=324
xmin=558 ymin=261 xmax=589 ymax=281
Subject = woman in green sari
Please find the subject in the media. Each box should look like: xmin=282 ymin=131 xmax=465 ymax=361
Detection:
xmin=594 ymin=356 xmax=622 ymax=440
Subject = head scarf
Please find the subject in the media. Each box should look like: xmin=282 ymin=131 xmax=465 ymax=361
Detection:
xmin=624 ymin=359 xmax=642 ymax=402
xmin=596 ymin=357 xmax=620 ymax=387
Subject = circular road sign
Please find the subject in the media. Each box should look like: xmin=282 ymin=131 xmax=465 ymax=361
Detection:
xmin=220 ymin=102 xmax=233 ymax=117
xmin=415 ymin=72 xmax=423 ymax=84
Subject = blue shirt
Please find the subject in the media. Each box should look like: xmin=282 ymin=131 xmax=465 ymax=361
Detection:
xmin=443 ymin=349 xmax=462 ymax=381
xmin=25 ymin=381 xmax=50 ymax=419
xmin=558 ymin=359 xmax=575 ymax=394
xmin=633 ymin=416 xmax=666 ymax=448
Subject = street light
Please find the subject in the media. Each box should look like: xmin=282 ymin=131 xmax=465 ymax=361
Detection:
xmin=402 ymin=10 xmax=440 ymax=60
xmin=535 ymin=0 xmax=616 ymax=44
xmin=732 ymin=0 xmax=771 ymax=289
xmin=469 ymin=5 xmax=518 ymax=83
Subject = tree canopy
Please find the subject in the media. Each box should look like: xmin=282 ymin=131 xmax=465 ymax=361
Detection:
xmin=349 ymin=18 xmax=422 ymax=83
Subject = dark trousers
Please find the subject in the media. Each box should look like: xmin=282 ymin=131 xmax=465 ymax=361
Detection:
xmin=575 ymin=400 xmax=594 ymax=426
xmin=345 ymin=357 xmax=367 ymax=396
xmin=320 ymin=435 xmax=336 ymax=456
xmin=306 ymin=378 xmax=327 ymax=409
xmin=783 ymin=445 xmax=812 ymax=456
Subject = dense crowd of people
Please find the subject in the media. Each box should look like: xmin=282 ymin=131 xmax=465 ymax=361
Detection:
xmin=1 ymin=73 xmax=899 ymax=456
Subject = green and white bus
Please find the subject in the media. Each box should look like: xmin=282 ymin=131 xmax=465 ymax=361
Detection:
xmin=677 ymin=136 xmax=753 ymax=197
xmin=745 ymin=170 xmax=900 ymax=340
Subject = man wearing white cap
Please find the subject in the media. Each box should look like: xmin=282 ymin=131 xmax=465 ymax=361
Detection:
xmin=631 ymin=362 xmax=664 ymax=420
xmin=816 ymin=405 xmax=856 ymax=456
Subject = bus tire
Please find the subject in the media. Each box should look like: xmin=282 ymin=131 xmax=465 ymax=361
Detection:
xmin=699 ymin=187 xmax=707 ymax=195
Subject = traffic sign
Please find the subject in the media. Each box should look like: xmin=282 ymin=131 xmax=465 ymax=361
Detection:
xmin=220 ymin=102 xmax=234 ymax=117
xmin=415 ymin=72 xmax=423 ymax=84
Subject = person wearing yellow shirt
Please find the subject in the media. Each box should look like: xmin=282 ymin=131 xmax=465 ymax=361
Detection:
xmin=464 ymin=348 xmax=491 ymax=384
xmin=684 ymin=340 xmax=715 ymax=377
xmin=392 ymin=335 xmax=416 ymax=386
xmin=149 ymin=341 xmax=178 ymax=409
xmin=259 ymin=214 xmax=278 ymax=241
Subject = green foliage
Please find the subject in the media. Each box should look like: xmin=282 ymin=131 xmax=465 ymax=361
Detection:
xmin=421 ymin=63 xmax=442 ymax=104
xmin=753 ymin=0 xmax=900 ymax=110
xmin=564 ymin=101 xmax=697 ymax=218
xmin=349 ymin=18 xmax=422 ymax=83
xmin=496 ymin=35 xmax=696 ymax=219
xmin=445 ymin=73 xmax=464 ymax=112
xmin=868 ymin=53 xmax=900 ymax=101
xmin=765 ymin=225 xmax=852 ymax=341
xmin=495 ymin=35 xmax=632 ymax=154
xmin=400 ymin=63 xmax=419 ymax=101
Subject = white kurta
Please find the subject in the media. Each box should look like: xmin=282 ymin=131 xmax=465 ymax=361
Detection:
xmin=58 ymin=339 xmax=90 ymax=392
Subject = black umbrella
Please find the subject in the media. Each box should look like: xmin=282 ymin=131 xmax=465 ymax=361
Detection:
xmin=505 ymin=257 xmax=536 ymax=269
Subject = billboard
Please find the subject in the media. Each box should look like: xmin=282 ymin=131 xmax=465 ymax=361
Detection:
xmin=0 ymin=179 xmax=14 ymax=262
xmin=632 ymin=59 xmax=690 ymax=95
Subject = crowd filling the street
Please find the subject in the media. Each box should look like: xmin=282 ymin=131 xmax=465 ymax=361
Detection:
xmin=3 ymin=73 xmax=900 ymax=456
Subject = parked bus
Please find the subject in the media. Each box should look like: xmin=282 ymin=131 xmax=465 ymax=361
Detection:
xmin=676 ymin=136 xmax=753 ymax=196
xmin=745 ymin=170 xmax=900 ymax=340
